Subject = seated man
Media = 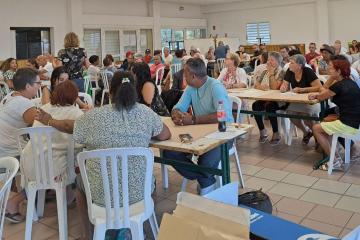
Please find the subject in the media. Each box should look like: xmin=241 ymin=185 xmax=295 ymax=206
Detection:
xmin=163 ymin=58 xmax=233 ymax=195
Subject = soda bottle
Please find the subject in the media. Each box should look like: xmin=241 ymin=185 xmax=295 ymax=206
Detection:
xmin=217 ymin=100 xmax=226 ymax=132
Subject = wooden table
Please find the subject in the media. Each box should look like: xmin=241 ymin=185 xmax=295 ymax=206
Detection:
xmin=150 ymin=117 xmax=251 ymax=186
xmin=228 ymin=88 xmax=318 ymax=104
xmin=228 ymin=88 xmax=326 ymax=121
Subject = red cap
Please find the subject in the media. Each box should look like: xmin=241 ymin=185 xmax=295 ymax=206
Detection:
xmin=126 ymin=50 xmax=134 ymax=58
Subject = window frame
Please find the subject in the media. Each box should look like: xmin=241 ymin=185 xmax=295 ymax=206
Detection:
xmin=246 ymin=22 xmax=271 ymax=45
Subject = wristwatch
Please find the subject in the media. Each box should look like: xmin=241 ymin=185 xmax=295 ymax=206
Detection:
xmin=192 ymin=115 xmax=196 ymax=125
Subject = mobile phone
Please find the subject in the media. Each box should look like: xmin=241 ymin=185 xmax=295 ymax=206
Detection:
xmin=179 ymin=134 xmax=193 ymax=144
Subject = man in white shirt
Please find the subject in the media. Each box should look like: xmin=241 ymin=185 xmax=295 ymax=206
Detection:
xmin=163 ymin=47 xmax=173 ymax=67
xmin=36 ymin=54 xmax=54 ymax=80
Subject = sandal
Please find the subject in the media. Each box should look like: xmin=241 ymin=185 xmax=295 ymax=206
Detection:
xmin=259 ymin=135 xmax=269 ymax=144
xmin=318 ymin=157 xmax=343 ymax=171
xmin=269 ymin=137 xmax=281 ymax=146
xmin=302 ymin=131 xmax=313 ymax=145
xmin=5 ymin=212 xmax=24 ymax=223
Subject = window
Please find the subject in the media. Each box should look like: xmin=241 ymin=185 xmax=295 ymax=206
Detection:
xmin=161 ymin=28 xmax=206 ymax=51
xmin=105 ymin=31 xmax=120 ymax=61
xmin=246 ymin=22 xmax=270 ymax=44
xmin=185 ymin=29 xmax=206 ymax=40
xmin=140 ymin=29 xmax=153 ymax=54
xmin=11 ymin=27 xmax=51 ymax=59
xmin=161 ymin=29 xmax=172 ymax=49
xmin=123 ymin=30 xmax=137 ymax=53
xmin=83 ymin=29 xmax=101 ymax=59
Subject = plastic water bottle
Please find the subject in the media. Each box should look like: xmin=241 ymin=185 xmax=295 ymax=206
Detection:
xmin=217 ymin=100 xmax=226 ymax=132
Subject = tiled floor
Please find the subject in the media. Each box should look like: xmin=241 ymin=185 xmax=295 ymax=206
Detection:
xmin=3 ymin=121 xmax=360 ymax=239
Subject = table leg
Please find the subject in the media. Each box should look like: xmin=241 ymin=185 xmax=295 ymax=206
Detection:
xmin=220 ymin=143 xmax=230 ymax=184
xmin=319 ymin=101 xmax=326 ymax=120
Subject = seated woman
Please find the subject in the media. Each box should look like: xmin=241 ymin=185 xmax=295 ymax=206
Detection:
xmin=26 ymin=58 xmax=39 ymax=70
xmin=1 ymin=58 xmax=17 ymax=89
xmin=149 ymin=54 xmax=164 ymax=83
xmin=23 ymin=81 xmax=83 ymax=181
xmin=10 ymin=81 xmax=84 ymax=218
xmin=35 ymin=71 xmax=171 ymax=239
xmin=217 ymin=53 xmax=247 ymax=89
xmin=41 ymin=66 xmax=90 ymax=110
xmin=236 ymin=45 xmax=251 ymax=64
xmin=280 ymin=54 xmax=322 ymax=145
xmin=252 ymin=52 xmax=285 ymax=145
xmin=132 ymin=62 xmax=170 ymax=116
xmin=311 ymin=57 xmax=360 ymax=170
xmin=252 ymin=52 xmax=269 ymax=83
xmin=162 ymin=56 xmax=191 ymax=91
xmin=0 ymin=68 xmax=39 ymax=223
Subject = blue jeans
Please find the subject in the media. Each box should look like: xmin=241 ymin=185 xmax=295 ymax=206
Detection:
xmin=162 ymin=141 xmax=232 ymax=188
xmin=73 ymin=77 xmax=84 ymax=92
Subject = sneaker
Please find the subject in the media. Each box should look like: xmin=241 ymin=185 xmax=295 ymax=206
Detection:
xmin=269 ymin=136 xmax=281 ymax=146
xmin=302 ymin=131 xmax=313 ymax=145
xmin=198 ymin=183 xmax=217 ymax=196
xmin=259 ymin=135 xmax=269 ymax=143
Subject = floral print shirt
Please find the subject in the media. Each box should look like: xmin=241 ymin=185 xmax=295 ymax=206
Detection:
xmin=58 ymin=47 xmax=87 ymax=79
xmin=73 ymin=103 xmax=163 ymax=206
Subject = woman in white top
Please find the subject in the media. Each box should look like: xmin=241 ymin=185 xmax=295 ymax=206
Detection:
xmin=0 ymin=68 xmax=40 ymax=223
xmin=217 ymin=53 xmax=247 ymax=89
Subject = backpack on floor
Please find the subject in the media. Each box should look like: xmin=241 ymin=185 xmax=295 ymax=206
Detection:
xmin=238 ymin=189 xmax=273 ymax=214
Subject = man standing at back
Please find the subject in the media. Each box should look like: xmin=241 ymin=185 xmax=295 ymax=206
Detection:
xmin=214 ymin=41 xmax=227 ymax=60
xmin=163 ymin=58 xmax=233 ymax=195
xmin=305 ymin=42 xmax=320 ymax=64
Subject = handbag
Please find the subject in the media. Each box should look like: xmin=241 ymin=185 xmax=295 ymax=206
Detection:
xmin=238 ymin=189 xmax=273 ymax=214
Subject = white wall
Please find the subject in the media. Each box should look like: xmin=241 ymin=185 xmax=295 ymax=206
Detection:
xmin=159 ymin=2 xmax=204 ymax=19
xmin=0 ymin=0 xmax=68 ymax=59
xmin=82 ymin=0 xmax=149 ymax=17
xmin=0 ymin=0 xmax=206 ymax=59
xmin=203 ymin=0 xmax=359 ymax=51
xmin=328 ymin=0 xmax=360 ymax=46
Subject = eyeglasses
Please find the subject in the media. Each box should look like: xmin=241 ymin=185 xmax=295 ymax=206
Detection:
xmin=33 ymin=81 xmax=42 ymax=85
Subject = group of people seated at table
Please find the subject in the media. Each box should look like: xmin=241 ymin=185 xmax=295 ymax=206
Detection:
xmin=1 ymin=31 xmax=360 ymax=239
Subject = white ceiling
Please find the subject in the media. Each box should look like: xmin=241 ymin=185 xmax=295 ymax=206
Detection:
xmin=160 ymin=0 xmax=247 ymax=6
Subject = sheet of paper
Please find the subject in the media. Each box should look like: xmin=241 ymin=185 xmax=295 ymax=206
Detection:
xmin=280 ymin=91 xmax=297 ymax=96
xmin=205 ymin=129 xmax=246 ymax=140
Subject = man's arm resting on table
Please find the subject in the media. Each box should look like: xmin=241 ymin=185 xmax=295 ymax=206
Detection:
xmin=194 ymin=113 xmax=218 ymax=124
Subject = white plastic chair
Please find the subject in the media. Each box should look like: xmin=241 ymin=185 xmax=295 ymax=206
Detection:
xmin=216 ymin=58 xmax=225 ymax=72
xmin=84 ymin=75 xmax=101 ymax=105
xmin=31 ymin=98 xmax=42 ymax=108
xmin=78 ymin=92 xmax=93 ymax=107
xmin=77 ymin=147 xmax=159 ymax=240
xmin=35 ymin=88 xmax=42 ymax=99
xmin=277 ymin=111 xmax=299 ymax=146
xmin=343 ymin=225 xmax=360 ymax=240
xmin=254 ymin=59 xmax=259 ymax=71
xmin=328 ymin=129 xmax=360 ymax=175
xmin=170 ymin=64 xmax=182 ymax=88
xmin=100 ymin=71 xmax=111 ymax=106
xmin=17 ymin=126 xmax=75 ymax=240
xmin=155 ymin=67 xmax=165 ymax=94
xmin=0 ymin=157 xmax=19 ymax=238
